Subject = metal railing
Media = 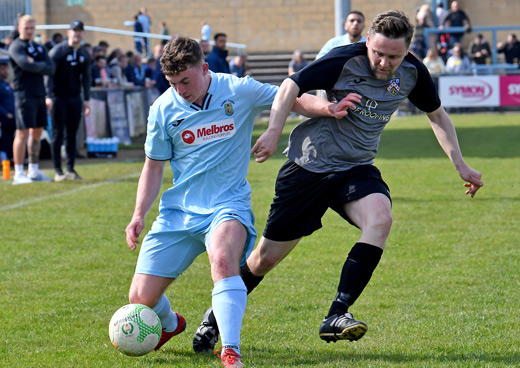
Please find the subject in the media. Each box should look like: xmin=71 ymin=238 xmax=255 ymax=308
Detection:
xmin=0 ymin=24 xmax=248 ymax=53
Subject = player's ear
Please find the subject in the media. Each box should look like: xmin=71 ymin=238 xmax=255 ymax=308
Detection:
xmin=202 ymin=62 xmax=209 ymax=75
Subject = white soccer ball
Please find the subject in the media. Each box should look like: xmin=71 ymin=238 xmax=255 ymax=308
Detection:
xmin=109 ymin=303 xmax=162 ymax=357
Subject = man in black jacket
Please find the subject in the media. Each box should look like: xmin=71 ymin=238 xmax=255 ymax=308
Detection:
xmin=46 ymin=20 xmax=91 ymax=181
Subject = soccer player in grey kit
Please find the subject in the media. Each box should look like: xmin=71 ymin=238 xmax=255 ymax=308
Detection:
xmin=193 ymin=9 xmax=483 ymax=351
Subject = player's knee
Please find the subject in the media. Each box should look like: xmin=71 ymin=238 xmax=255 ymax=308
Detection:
xmin=370 ymin=211 xmax=393 ymax=237
xmin=128 ymin=287 xmax=156 ymax=307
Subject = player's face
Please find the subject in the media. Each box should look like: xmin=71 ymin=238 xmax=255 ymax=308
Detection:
xmin=165 ymin=62 xmax=210 ymax=105
xmin=345 ymin=14 xmax=365 ymax=38
xmin=366 ymin=33 xmax=408 ymax=81
xmin=18 ymin=20 xmax=35 ymax=41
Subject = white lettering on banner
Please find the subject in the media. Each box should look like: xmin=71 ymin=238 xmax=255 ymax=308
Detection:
xmin=180 ymin=118 xmax=236 ymax=146
xmin=439 ymin=76 xmax=500 ymax=107
xmin=508 ymin=84 xmax=520 ymax=95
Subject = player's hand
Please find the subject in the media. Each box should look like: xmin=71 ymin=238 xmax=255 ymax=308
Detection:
xmin=126 ymin=218 xmax=145 ymax=250
xmin=329 ymin=93 xmax=362 ymax=119
xmin=251 ymin=128 xmax=281 ymax=163
xmin=460 ymin=166 xmax=483 ymax=198
xmin=45 ymin=97 xmax=53 ymax=112
xmin=84 ymin=101 xmax=91 ymax=117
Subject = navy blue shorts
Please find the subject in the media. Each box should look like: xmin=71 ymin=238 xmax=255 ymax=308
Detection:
xmin=263 ymin=160 xmax=391 ymax=242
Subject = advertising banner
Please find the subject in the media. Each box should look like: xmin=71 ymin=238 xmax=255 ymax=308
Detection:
xmin=439 ymin=76 xmax=500 ymax=107
xmin=499 ymin=75 xmax=520 ymax=106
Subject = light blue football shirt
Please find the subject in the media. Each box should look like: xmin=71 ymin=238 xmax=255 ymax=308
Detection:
xmin=145 ymin=72 xmax=278 ymax=215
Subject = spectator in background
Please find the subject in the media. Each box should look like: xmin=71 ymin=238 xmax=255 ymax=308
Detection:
xmin=107 ymin=47 xmax=122 ymax=65
xmin=445 ymin=43 xmax=472 ymax=75
xmin=206 ymin=33 xmax=230 ymax=74
xmin=435 ymin=2 xmax=449 ymax=27
xmin=288 ymin=50 xmax=307 ymax=75
xmin=98 ymin=40 xmax=110 ymax=56
xmin=152 ymin=44 xmax=169 ymax=94
xmin=92 ymin=45 xmax=105 ymax=59
xmin=441 ymin=1 xmax=471 ymax=47
xmin=199 ymin=39 xmax=211 ymax=59
xmin=468 ymin=34 xmax=491 ymax=66
xmin=143 ymin=57 xmax=156 ymax=88
xmin=423 ymin=47 xmax=446 ymax=77
xmin=423 ymin=47 xmax=445 ymax=90
xmin=46 ymin=20 xmax=91 ymax=181
xmin=410 ymin=4 xmax=435 ymax=60
xmin=229 ymin=53 xmax=249 ymax=77
xmin=0 ymin=56 xmax=16 ymax=161
xmin=316 ymin=11 xmax=366 ymax=59
xmin=1 ymin=35 xmax=14 ymax=50
xmin=44 ymin=32 xmax=63 ymax=51
xmin=91 ymin=55 xmax=110 ymax=87
xmin=160 ymin=21 xmax=169 ymax=46
xmin=109 ymin=54 xmax=134 ymax=88
xmin=127 ymin=53 xmax=147 ymax=86
xmin=8 ymin=15 xmax=55 ymax=184
xmin=201 ymin=21 xmax=212 ymax=41
xmin=497 ymin=33 xmax=520 ymax=65
xmin=133 ymin=14 xmax=145 ymax=55
xmin=138 ymin=7 xmax=152 ymax=56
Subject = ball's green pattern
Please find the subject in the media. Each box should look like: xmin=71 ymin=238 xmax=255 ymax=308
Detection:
xmin=129 ymin=304 xmax=162 ymax=343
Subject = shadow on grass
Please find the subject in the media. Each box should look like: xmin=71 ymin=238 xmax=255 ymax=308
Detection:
xmin=252 ymin=125 xmax=520 ymax=160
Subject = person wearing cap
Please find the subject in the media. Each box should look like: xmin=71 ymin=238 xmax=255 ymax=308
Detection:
xmin=45 ymin=20 xmax=91 ymax=181
xmin=8 ymin=14 xmax=55 ymax=184
xmin=0 ymin=55 xmax=16 ymax=161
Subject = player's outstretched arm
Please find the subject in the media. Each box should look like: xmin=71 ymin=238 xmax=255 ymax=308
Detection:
xmin=426 ymin=106 xmax=483 ymax=197
xmin=125 ymin=158 xmax=166 ymax=250
xmin=252 ymin=78 xmax=300 ymax=163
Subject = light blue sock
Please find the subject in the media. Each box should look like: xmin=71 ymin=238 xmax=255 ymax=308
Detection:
xmin=152 ymin=294 xmax=179 ymax=332
xmin=212 ymin=276 xmax=247 ymax=356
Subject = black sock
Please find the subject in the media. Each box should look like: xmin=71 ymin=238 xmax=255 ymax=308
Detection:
xmin=240 ymin=262 xmax=264 ymax=294
xmin=327 ymin=242 xmax=383 ymax=317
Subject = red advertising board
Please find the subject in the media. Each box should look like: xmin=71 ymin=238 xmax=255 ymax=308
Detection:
xmin=499 ymin=75 xmax=520 ymax=106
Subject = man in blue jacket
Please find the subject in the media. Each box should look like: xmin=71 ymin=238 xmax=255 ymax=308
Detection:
xmin=206 ymin=33 xmax=230 ymax=74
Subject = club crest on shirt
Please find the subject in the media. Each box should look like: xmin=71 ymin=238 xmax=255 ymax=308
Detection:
xmin=387 ymin=78 xmax=400 ymax=96
xmin=221 ymin=99 xmax=235 ymax=116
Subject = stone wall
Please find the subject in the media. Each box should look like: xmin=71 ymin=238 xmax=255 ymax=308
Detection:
xmin=30 ymin=0 xmax=520 ymax=54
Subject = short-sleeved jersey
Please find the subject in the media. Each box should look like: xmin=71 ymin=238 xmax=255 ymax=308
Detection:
xmin=287 ymin=42 xmax=441 ymax=173
xmin=145 ymin=72 xmax=278 ymax=214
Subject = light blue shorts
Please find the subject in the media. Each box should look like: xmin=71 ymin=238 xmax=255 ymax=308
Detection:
xmin=135 ymin=207 xmax=256 ymax=279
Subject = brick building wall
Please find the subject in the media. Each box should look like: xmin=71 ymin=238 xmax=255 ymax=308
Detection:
xmin=30 ymin=0 xmax=520 ymax=54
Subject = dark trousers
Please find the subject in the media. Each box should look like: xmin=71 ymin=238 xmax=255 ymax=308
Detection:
xmin=0 ymin=116 xmax=16 ymax=160
xmin=51 ymin=96 xmax=82 ymax=172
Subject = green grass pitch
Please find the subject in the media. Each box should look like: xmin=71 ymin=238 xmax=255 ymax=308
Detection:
xmin=1 ymin=112 xmax=519 ymax=367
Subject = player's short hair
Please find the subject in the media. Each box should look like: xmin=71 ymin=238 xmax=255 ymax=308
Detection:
xmin=369 ymin=10 xmax=415 ymax=48
xmin=161 ymin=36 xmax=204 ymax=76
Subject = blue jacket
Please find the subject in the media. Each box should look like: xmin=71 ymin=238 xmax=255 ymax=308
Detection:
xmin=0 ymin=79 xmax=15 ymax=121
xmin=206 ymin=47 xmax=230 ymax=74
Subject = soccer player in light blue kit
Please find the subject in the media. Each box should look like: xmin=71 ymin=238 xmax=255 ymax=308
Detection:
xmin=125 ymin=36 xmax=356 ymax=367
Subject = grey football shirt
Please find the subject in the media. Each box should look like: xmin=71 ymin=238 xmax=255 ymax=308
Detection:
xmin=287 ymin=42 xmax=441 ymax=173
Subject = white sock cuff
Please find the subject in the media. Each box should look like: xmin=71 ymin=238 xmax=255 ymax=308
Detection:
xmin=212 ymin=276 xmax=247 ymax=296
